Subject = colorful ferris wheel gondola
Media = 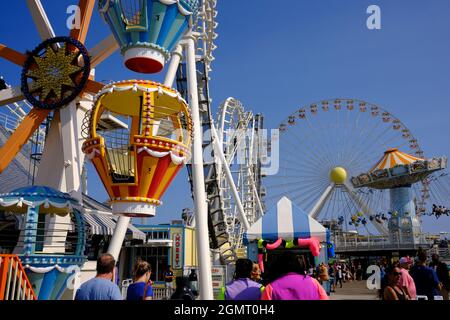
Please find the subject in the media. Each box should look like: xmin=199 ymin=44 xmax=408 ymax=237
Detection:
xmin=98 ymin=0 xmax=199 ymax=74
xmin=82 ymin=80 xmax=192 ymax=217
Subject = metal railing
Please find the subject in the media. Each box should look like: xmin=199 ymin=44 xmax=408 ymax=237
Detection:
xmin=333 ymin=234 xmax=434 ymax=252
xmin=0 ymin=255 xmax=37 ymax=300
xmin=121 ymin=279 xmax=174 ymax=300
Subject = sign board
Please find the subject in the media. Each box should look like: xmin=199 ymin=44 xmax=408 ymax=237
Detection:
xmin=211 ymin=265 xmax=226 ymax=299
xmin=172 ymin=232 xmax=183 ymax=269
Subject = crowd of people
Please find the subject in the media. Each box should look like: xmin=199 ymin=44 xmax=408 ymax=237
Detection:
xmin=75 ymin=254 xmax=197 ymax=301
xmin=379 ymin=249 xmax=449 ymax=300
xmin=74 ymin=248 xmax=449 ymax=301
xmin=219 ymin=251 xmax=329 ymax=300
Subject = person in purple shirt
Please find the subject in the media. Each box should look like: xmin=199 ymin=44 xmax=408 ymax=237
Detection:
xmin=75 ymin=253 xmax=123 ymax=300
xmin=218 ymin=259 xmax=264 ymax=300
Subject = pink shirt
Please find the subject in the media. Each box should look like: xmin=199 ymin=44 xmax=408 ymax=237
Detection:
xmin=398 ymin=268 xmax=416 ymax=299
xmin=261 ymin=273 xmax=329 ymax=300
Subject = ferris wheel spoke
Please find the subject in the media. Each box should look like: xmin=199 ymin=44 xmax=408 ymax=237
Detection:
xmin=26 ymin=0 xmax=56 ymax=41
xmin=304 ymin=114 xmax=340 ymax=168
xmin=353 ymin=121 xmax=398 ymax=158
xmin=90 ymin=35 xmax=120 ymax=68
xmin=0 ymin=45 xmax=27 ymax=67
xmin=278 ymin=180 xmax=326 ymax=205
xmin=281 ymin=148 xmax=335 ymax=179
xmin=343 ymin=120 xmax=388 ymax=168
xmin=340 ymin=106 xmax=361 ymax=160
xmin=344 ymin=112 xmax=386 ymax=163
xmin=345 ymin=129 xmax=400 ymax=173
xmin=69 ymin=0 xmax=96 ymax=43
xmin=281 ymin=155 xmax=332 ymax=178
xmin=266 ymin=176 xmax=330 ymax=187
xmin=294 ymin=115 xmax=337 ymax=168
xmin=291 ymin=182 xmax=331 ymax=210
xmin=282 ymin=127 xmax=335 ymax=169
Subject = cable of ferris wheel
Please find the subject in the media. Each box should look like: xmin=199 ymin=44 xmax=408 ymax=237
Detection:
xmin=281 ymin=126 xmax=336 ymax=171
xmin=343 ymin=122 xmax=398 ymax=171
xmin=302 ymin=113 xmax=341 ymax=169
xmin=265 ymin=178 xmax=328 ymax=205
xmin=281 ymin=150 xmax=336 ymax=177
xmin=266 ymin=179 xmax=328 ymax=210
xmin=288 ymin=112 xmax=339 ymax=168
xmin=292 ymin=182 xmax=332 ymax=214
xmin=330 ymin=106 xmax=376 ymax=162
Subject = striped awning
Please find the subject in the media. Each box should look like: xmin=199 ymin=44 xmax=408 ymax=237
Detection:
xmin=83 ymin=210 xmax=146 ymax=241
xmin=244 ymin=197 xmax=327 ymax=242
xmin=370 ymin=148 xmax=423 ymax=172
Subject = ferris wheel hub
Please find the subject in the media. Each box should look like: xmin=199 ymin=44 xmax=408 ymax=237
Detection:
xmin=330 ymin=167 xmax=347 ymax=184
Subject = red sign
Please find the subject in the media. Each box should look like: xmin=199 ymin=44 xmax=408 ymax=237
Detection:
xmin=172 ymin=233 xmax=182 ymax=269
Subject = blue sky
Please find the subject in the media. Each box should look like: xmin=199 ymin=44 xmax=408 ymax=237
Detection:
xmin=1 ymin=0 xmax=450 ymax=234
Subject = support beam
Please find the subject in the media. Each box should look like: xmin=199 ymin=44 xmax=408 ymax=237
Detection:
xmin=26 ymin=0 xmax=56 ymax=40
xmin=343 ymin=182 xmax=389 ymax=236
xmin=0 ymin=108 xmax=50 ymax=173
xmin=70 ymin=0 xmax=96 ymax=43
xmin=90 ymin=35 xmax=119 ymax=67
xmin=185 ymin=35 xmax=214 ymax=300
xmin=211 ymin=121 xmax=251 ymax=231
xmin=107 ymin=216 xmax=131 ymax=261
xmin=309 ymin=184 xmax=335 ymax=220
xmin=0 ymin=45 xmax=27 ymax=67
xmin=163 ymin=45 xmax=183 ymax=88
xmin=85 ymin=79 xmax=105 ymax=94
xmin=35 ymin=111 xmax=66 ymax=190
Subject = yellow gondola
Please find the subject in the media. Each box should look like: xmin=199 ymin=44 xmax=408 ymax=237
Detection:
xmin=82 ymin=80 xmax=192 ymax=217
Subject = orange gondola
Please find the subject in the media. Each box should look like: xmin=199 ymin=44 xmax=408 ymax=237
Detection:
xmin=82 ymin=80 xmax=192 ymax=217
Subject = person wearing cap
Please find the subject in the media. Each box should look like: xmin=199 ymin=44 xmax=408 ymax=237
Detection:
xmin=398 ymin=256 xmax=416 ymax=300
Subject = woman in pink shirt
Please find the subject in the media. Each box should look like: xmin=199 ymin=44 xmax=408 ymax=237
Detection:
xmin=398 ymin=257 xmax=416 ymax=299
xmin=261 ymin=251 xmax=329 ymax=300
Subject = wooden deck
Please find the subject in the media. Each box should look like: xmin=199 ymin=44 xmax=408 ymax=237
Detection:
xmin=329 ymin=279 xmax=379 ymax=300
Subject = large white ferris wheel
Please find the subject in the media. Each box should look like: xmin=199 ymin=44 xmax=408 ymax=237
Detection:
xmin=265 ymin=98 xmax=429 ymax=236
xmin=215 ymin=97 xmax=264 ymax=257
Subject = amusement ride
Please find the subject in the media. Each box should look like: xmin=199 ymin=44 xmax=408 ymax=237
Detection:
xmin=265 ymin=99 xmax=448 ymax=242
xmin=0 ymin=0 xmax=267 ymax=300
xmin=0 ymin=1 xmax=449 ymax=301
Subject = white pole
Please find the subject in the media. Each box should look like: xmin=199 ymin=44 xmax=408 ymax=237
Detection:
xmin=309 ymin=184 xmax=335 ymax=219
xmin=107 ymin=216 xmax=131 ymax=261
xmin=185 ymin=34 xmax=214 ymax=300
xmin=164 ymin=45 xmax=183 ymax=88
xmin=210 ymin=121 xmax=251 ymax=230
